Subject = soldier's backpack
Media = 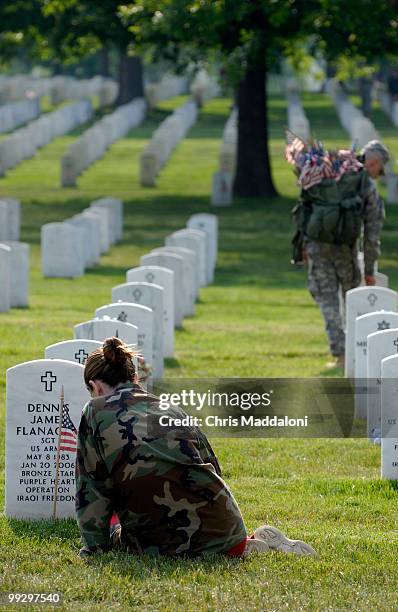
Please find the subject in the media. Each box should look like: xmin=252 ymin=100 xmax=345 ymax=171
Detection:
xmin=292 ymin=170 xmax=371 ymax=255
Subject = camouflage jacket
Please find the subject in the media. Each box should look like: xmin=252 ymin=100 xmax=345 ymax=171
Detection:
xmin=75 ymin=383 xmax=247 ymax=556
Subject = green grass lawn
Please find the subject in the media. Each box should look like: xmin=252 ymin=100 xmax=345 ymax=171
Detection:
xmin=1 ymin=93 xmax=398 ymax=611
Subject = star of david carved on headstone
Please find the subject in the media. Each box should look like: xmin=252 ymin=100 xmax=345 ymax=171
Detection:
xmin=367 ymin=293 xmax=378 ymax=307
xmin=145 ymin=272 xmax=155 ymax=283
xmin=117 ymin=311 xmax=127 ymax=322
xmin=75 ymin=348 xmax=89 ymax=364
xmin=132 ymin=288 xmax=142 ymax=301
xmin=378 ymin=320 xmax=391 ymax=331
xmin=41 ymin=371 xmax=57 ymax=392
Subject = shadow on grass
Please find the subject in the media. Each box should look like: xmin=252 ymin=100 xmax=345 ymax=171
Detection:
xmin=85 ymin=549 xmax=243 ymax=577
xmin=7 ymin=517 xmax=243 ymax=576
xmin=87 ymin=265 xmax=129 ymax=278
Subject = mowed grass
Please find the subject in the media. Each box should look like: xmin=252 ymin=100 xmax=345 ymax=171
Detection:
xmin=0 ymin=93 xmax=398 ymax=610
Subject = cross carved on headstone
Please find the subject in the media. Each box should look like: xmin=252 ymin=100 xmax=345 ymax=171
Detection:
xmin=41 ymin=371 xmax=57 ymax=392
xmin=394 ymin=338 xmax=398 ymax=353
xmin=75 ymin=348 xmax=89 ymax=364
xmin=367 ymin=293 xmax=378 ymax=307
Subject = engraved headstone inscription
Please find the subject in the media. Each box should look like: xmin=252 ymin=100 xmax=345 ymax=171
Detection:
xmin=5 ymin=359 xmax=87 ymax=519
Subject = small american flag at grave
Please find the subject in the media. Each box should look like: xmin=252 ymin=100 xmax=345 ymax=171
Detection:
xmin=60 ymin=404 xmax=77 ymax=453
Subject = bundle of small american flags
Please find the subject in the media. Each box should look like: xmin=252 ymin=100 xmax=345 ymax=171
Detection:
xmin=285 ymin=129 xmax=363 ymax=190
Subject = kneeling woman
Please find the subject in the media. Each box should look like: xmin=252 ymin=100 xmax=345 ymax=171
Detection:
xmin=76 ymin=337 xmax=316 ymax=558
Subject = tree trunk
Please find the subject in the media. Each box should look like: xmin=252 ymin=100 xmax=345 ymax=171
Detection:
xmin=98 ymin=48 xmax=110 ymax=77
xmin=116 ymin=53 xmax=144 ymax=106
xmin=233 ymin=66 xmax=277 ymax=198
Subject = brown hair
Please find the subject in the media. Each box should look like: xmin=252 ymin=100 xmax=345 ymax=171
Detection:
xmin=84 ymin=337 xmax=137 ymax=388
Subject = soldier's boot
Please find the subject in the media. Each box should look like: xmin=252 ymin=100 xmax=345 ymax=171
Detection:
xmin=253 ymin=525 xmax=317 ymax=556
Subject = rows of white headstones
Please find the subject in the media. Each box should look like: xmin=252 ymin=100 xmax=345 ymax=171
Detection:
xmin=0 ymin=198 xmax=29 ymax=312
xmin=140 ymin=99 xmax=198 ymax=187
xmin=0 ymin=74 xmax=118 ymax=108
xmin=327 ymin=80 xmax=380 ymax=149
xmin=286 ymin=81 xmax=311 ymax=141
xmin=344 ymin=267 xmax=398 ymax=479
xmin=61 ymin=98 xmax=147 ymax=187
xmin=327 ymin=80 xmax=398 ymax=205
xmin=0 ymin=75 xmax=54 ymax=104
xmin=376 ymin=83 xmax=398 ymax=128
xmin=0 ymin=97 xmax=41 ymax=134
xmin=211 ymin=108 xmax=237 ymax=207
xmin=50 ymin=75 xmax=118 ymax=108
xmin=144 ymin=74 xmax=188 ymax=109
xmin=6 ymin=208 xmax=218 ymax=519
xmin=0 ymin=99 xmax=93 ymax=178
xmin=41 ymin=197 xmax=123 ymax=278
xmin=373 ymin=85 xmax=398 ymax=205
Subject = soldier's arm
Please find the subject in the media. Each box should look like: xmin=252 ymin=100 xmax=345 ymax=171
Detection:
xmin=363 ymin=184 xmax=384 ymax=276
xmin=75 ymin=405 xmax=113 ymax=555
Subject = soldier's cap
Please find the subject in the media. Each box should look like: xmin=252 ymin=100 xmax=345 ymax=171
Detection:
xmin=360 ymin=140 xmax=390 ymax=175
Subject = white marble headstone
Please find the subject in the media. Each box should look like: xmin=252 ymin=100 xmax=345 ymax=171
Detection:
xmin=126 ymin=266 xmax=174 ymax=357
xmin=5 ymin=359 xmax=87 ymax=519
xmin=140 ymin=252 xmax=185 ymax=327
xmin=152 ymin=246 xmax=196 ymax=316
xmin=0 ymin=202 xmax=9 ymax=241
xmin=211 ymin=170 xmax=233 ymax=206
xmin=345 ymin=287 xmax=398 ymax=378
xmin=1 ymin=241 xmax=29 ymax=307
xmin=81 ymin=209 xmax=109 ymax=254
xmin=187 ymin=213 xmax=218 ymax=284
xmin=0 ymin=243 xmax=11 ymax=312
xmin=0 ymin=198 xmax=20 ymax=241
xmin=111 ymin=282 xmax=164 ymax=379
xmin=367 ymin=328 xmax=398 ymax=439
xmin=165 ymin=234 xmax=201 ymax=295
xmin=74 ymin=317 xmax=138 ymax=350
xmin=67 ymin=215 xmax=100 ymax=267
xmin=45 ymin=340 xmax=102 ymax=364
xmin=354 ymin=311 xmax=398 ymax=418
xmin=94 ymin=304 xmax=152 ymax=369
xmin=41 ymin=223 xmax=85 ymax=278
xmin=381 ymin=354 xmax=398 ymax=479
xmin=91 ymin=197 xmax=123 ymax=242
xmin=166 ymin=228 xmax=207 ymax=287
xmin=374 ymin=272 xmax=389 ymax=288
xmin=88 ymin=204 xmax=116 ymax=246
xmin=90 ymin=197 xmax=123 ymax=244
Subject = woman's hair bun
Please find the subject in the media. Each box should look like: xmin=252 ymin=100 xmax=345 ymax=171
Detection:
xmin=103 ymin=337 xmax=129 ymax=365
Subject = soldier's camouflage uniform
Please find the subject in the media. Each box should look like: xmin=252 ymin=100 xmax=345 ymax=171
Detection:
xmin=75 ymin=383 xmax=247 ymax=556
xmin=306 ymin=175 xmax=384 ymax=356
